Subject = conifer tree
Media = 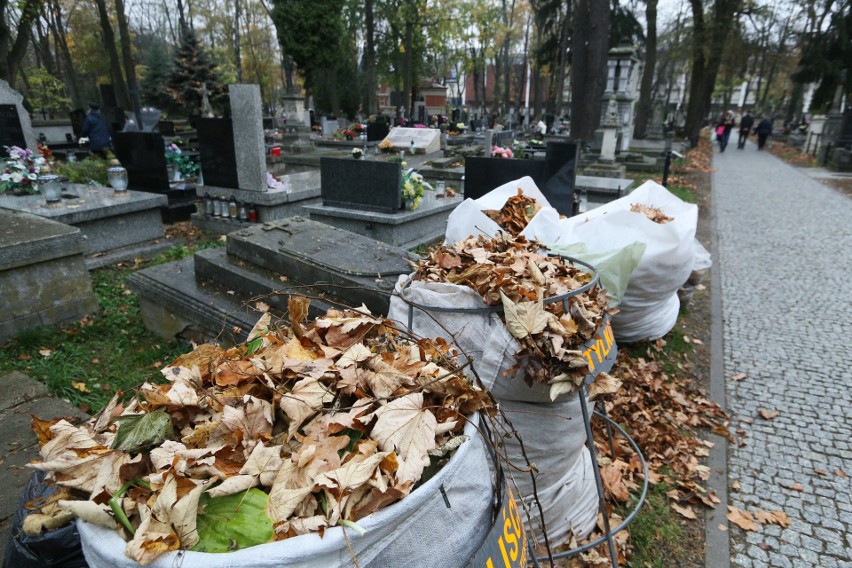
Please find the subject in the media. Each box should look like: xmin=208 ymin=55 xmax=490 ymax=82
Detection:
xmin=140 ymin=41 xmax=174 ymax=110
xmin=165 ymin=26 xmax=228 ymax=116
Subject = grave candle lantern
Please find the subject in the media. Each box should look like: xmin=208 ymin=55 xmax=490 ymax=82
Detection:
xmin=106 ymin=167 xmax=128 ymax=193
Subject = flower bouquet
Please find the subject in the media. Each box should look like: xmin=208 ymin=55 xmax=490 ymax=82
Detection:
xmin=165 ymin=143 xmax=199 ymax=179
xmin=378 ymin=139 xmax=394 ymax=153
xmin=352 ymin=148 xmax=363 ymax=159
xmin=1 ymin=146 xmax=46 ymax=195
xmin=401 ymin=166 xmax=431 ymax=210
xmin=491 ymin=145 xmax=514 ymax=159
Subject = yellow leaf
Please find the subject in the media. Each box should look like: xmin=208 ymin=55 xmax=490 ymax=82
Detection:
xmin=672 ymin=503 xmax=697 ymax=519
xmin=726 ymin=506 xmax=758 ymax=531
xmin=71 ymin=381 xmax=90 ymax=393
xmin=588 ymin=372 xmax=621 ymax=401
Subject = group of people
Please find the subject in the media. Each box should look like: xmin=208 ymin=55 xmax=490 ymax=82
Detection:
xmin=715 ymin=110 xmax=773 ymax=152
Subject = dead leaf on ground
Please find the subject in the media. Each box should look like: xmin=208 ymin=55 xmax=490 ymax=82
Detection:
xmin=672 ymin=503 xmax=697 ymax=519
xmin=835 ymin=469 xmax=848 ymax=478
xmin=758 ymin=409 xmax=779 ymax=420
xmin=39 ymin=348 xmax=53 ymax=358
xmin=730 ymin=372 xmax=747 ymax=381
xmin=70 ymin=382 xmax=90 ymax=393
xmin=726 ymin=506 xmax=759 ymax=531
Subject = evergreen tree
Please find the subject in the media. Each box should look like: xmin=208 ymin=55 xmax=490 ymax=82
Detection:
xmin=140 ymin=40 xmax=174 ymax=110
xmin=165 ymin=26 xmax=228 ymax=116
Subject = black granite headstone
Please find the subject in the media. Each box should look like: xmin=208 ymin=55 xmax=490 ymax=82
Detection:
xmin=0 ymin=104 xmax=26 ymax=149
xmin=196 ymin=118 xmax=238 ymax=189
xmin=464 ymin=157 xmax=545 ymax=200
xmin=367 ymin=121 xmax=390 ymax=142
xmin=263 ymin=117 xmax=274 ymax=130
xmin=470 ymin=119 xmax=483 ymax=131
xmin=452 ymin=108 xmax=460 ymax=123
xmin=541 ymin=141 xmax=580 ymax=216
xmin=320 ymin=157 xmax=401 ymax=213
xmin=157 ymin=121 xmax=176 ymax=136
xmin=464 ymin=140 xmax=580 ymax=217
xmin=492 ymin=130 xmax=514 ymax=148
xmin=113 ymin=132 xmax=170 ymax=192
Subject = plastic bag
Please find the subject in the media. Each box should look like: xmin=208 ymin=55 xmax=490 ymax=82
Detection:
xmin=547 ymin=242 xmax=646 ymax=306
xmin=2 ymin=471 xmax=87 ymax=568
xmin=78 ymin=417 xmax=493 ymax=568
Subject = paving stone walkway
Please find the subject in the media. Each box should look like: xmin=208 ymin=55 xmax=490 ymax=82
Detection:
xmin=712 ymin=142 xmax=852 ymax=567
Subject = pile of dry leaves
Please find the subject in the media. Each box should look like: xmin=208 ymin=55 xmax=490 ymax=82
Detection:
xmin=482 ymin=188 xmax=543 ymax=236
xmin=26 ymin=300 xmax=493 ymax=564
xmin=412 ymin=233 xmax=613 ymax=398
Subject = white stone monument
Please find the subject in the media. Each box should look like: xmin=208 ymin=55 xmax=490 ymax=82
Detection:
xmin=382 ymin=127 xmax=441 ymax=154
xmin=0 ymin=79 xmax=37 ymax=151
xmin=229 ymin=84 xmax=267 ymax=192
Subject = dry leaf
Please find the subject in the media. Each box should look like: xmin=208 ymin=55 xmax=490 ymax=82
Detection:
xmin=71 ymin=381 xmax=90 ymax=393
xmin=588 ymin=372 xmax=621 ymax=401
xmin=730 ymin=372 xmax=747 ymax=381
xmin=672 ymin=503 xmax=697 ymax=519
xmin=369 ymin=394 xmax=437 ymax=484
xmin=835 ymin=469 xmax=848 ymax=478
xmin=500 ymin=291 xmax=550 ymax=340
xmin=758 ymin=409 xmax=779 ymax=420
xmin=39 ymin=348 xmax=53 ymax=358
xmin=255 ymin=301 xmax=270 ymax=313
xmin=726 ymin=506 xmax=758 ymax=531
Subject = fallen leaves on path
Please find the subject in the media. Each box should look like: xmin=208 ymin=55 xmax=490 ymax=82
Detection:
xmin=727 ymin=506 xmax=759 ymax=531
xmin=758 ymin=409 xmax=779 ymax=420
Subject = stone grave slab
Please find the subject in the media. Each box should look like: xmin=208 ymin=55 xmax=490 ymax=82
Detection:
xmin=320 ymin=157 xmax=401 ymax=213
xmin=0 ymin=185 xmax=167 ymax=258
xmin=226 ymin=217 xmax=412 ymax=314
xmin=383 ymin=127 xmax=441 ymax=154
xmin=321 ymin=118 xmax=340 ymax=137
xmin=0 ymin=210 xmax=98 ymax=341
xmin=0 ymin=80 xmax=36 ymax=150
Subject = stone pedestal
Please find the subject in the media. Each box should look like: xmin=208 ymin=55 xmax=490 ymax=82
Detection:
xmin=0 ymin=210 xmax=98 ymax=341
xmin=582 ymin=162 xmax=627 ymax=179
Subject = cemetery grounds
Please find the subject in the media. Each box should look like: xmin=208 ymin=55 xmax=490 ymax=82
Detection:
xmin=0 ymin=141 xmax=723 ymax=567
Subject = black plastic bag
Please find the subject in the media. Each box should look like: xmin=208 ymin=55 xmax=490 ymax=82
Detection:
xmin=2 ymin=471 xmax=87 ymax=568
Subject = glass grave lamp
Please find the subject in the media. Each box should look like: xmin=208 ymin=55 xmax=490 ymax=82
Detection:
xmin=107 ymin=166 xmax=129 ymax=193
xmin=38 ymin=174 xmax=62 ymax=204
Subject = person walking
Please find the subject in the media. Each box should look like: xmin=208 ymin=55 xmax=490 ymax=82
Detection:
xmin=716 ymin=110 xmax=736 ymax=152
xmin=755 ymin=116 xmax=772 ymax=150
xmin=80 ymin=103 xmax=112 ymax=158
xmin=737 ymin=110 xmax=754 ymax=149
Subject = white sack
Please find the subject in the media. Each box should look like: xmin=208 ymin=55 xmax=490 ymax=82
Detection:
xmin=556 ymin=181 xmax=698 ymax=342
xmin=78 ymin=416 xmax=493 ymax=568
xmin=388 ymin=278 xmax=571 ymax=404
xmin=388 ymin=280 xmax=600 ymax=544
xmin=499 ymin=397 xmax=598 ymax=543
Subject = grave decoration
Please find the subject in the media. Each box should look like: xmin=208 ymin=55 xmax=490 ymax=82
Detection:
xmin=164 ymin=143 xmax=199 ymax=180
xmin=400 ymin=165 xmax=430 ymax=209
xmin=490 ymin=145 xmax=514 ymax=159
xmin=410 ymin=233 xmax=613 ymax=400
xmin=0 ymin=145 xmax=47 ymax=194
xmin=25 ymin=301 xmax=493 ymax=565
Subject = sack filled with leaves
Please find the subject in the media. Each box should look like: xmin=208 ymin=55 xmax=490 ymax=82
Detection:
xmin=25 ymin=301 xmax=496 ymax=567
xmin=390 ymin=232 xmax=615 ymax=403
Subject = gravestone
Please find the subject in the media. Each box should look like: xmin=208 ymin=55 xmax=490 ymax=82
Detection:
xmin=197 ymin=118 xmax=239 ymax=189
xmin=320 ymin=158 xmax=402 ymax=213
xmin=263 ymin=117 xmax=274 ymax=130
xmin=470 ymin=119 xmax=483 ymax=132
xmin=464 ymin=140 xmax=581 ymax=217
xmin=70 ymin=109 xmax=86 ymax=138
xmin=0 ymin=80 xmax=37 ymax=150
xmin=366 ymin=121 xmax=390 ymax=142
xmin=321 ymin=117 xmax=340 ymax=137
xmin=229 ymin=84 xmax=267 ymax=191
xmin=157 ymin=120 xmax=176 ymax=136
xmin=113 ymin=132 xmax=170 ymax=192
xmin=383 ymin=127 xmax=441 ymax=154
xmin=485 ymin=130 xmax=514 ymax=151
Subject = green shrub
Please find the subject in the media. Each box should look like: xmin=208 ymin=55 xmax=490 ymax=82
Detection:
xmin=54 ymin=157 xmax=110 ymax=186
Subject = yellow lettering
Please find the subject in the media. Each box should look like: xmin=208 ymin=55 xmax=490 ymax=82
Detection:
xmin=486 ymin=558 xmax=495 ymax=568
xmin=605 ymin=324 xmax=614 ymax=345
xmin=583 ymin=348 xmax=597 ymax=371
xmin=498 ymin=535 xmax=512 ymax=568
xmin=503 ymin=517 xmax=519 ymax=562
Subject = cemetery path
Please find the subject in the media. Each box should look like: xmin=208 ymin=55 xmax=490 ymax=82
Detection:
xmin=712 ymin=143 xmax=852 ymax=567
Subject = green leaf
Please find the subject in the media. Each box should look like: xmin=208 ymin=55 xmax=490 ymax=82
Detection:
xmin=110 ymin=407 xmax=174 ymax=452
xmin=336 ymin=428 xmax=364 ymax=457
xmin=193 ymin=489 xmax=274 ymax=553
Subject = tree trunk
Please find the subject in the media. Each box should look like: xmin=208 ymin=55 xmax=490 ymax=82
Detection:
xmin=551 ymin=4 xmax=571 ymax=118
xmin=634 ymin=0 xmax=658 ymax=138
xmin=365 ymin=0 xmax=377 ymax=114
xmin=0 ymin=0 xmax=41 ymax=87
xmin=48 ymin=0 xmax=82 ymax=108
xmin=683 ymin=0 xmax=742 ymax=146
xmin=570 ymin=0 xmax=610 ymax=142
xmin=234 ymin=0 xmax=243 ymax=82
xmin=94 ymin=0 xmax=131 ymax=109
xmin=115 ymin=0 xmax=141 ymax=124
